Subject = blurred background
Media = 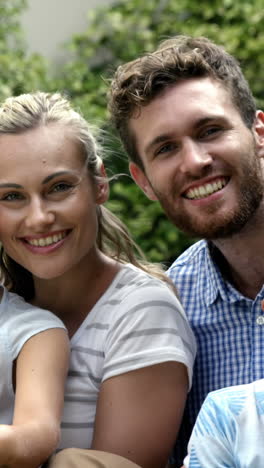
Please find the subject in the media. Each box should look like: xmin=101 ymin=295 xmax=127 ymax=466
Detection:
xmin=2 ymin=0 xmax=263 ymax=265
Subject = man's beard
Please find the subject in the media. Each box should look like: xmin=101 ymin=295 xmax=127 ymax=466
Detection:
xmin=151 ymin=149 xmax=264 ymax=240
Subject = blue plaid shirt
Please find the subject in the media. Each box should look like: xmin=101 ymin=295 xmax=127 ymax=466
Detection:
xmin=167 ymin=240 xmax=264 ymax=466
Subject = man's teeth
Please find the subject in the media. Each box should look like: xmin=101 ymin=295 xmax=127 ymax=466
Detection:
xmin=27 ymin=232 xmax=67 ymax=247
xmin=186 ymin=179 xmax=227 ymax=200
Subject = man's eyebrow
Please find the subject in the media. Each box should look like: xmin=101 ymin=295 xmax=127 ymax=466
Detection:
xmin=145 ymin=133 xmax=174 ymax=154
xmin=194 ymin=116 xmax=224 ymax=128
xmin=145 ymin=115 xmax=224 ymax=154
xmin=0 ymin=183 xmax=23 ymax=189
xmin=42 ymin=171 xmax=73 ymax=185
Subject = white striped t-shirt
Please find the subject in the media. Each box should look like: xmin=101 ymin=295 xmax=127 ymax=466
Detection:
xmin=59 ymin=263 xmax=196 ymax=449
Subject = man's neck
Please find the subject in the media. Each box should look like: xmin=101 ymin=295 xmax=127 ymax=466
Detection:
xmin=212 ymin=209 xmax=264 ymax=299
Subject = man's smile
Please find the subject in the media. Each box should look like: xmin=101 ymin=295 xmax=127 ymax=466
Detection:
xmin=183 ymin=177 xmax=229 ymax=200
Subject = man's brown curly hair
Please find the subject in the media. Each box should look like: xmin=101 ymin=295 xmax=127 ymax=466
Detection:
xmin=108 ymin=35 xmax=256 ymax=170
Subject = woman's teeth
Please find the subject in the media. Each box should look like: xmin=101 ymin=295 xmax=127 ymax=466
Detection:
xmin=27 ymin=231 xmax=67 ymax=247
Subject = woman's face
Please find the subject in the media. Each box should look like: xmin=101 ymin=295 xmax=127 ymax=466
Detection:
xmin=0 ymin=124 xmax=108 ymax=280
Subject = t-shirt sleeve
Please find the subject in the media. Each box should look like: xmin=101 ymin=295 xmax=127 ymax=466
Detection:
xmin=186 ymin=393 xmax=234 ymax=468
xmin=6 ymin=291 xmax=66 ymax=360
xmin=103 ymin=282 xmax=196 ymax=390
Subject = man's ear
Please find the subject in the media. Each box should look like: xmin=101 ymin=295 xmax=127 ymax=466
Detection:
xmin=254 ymin=110 xmax=264 ymax=158
xmin=129 ymin=162 xmax=158 ymax=201
xmin=95 ymin=163 xmax=109 ymax=204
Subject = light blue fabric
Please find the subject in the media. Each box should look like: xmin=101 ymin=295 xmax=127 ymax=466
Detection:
xmin=167 ymin=240 xmax=264 ymax=465
xmin=187 ymin=379 xmax=264 ymax=468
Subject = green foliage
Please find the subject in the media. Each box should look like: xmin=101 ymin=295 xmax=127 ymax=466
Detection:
xmin=0 ymin=0 xmax=49 ymax=101
xmin=107 ymin=181 xmax=194 ymax=265
xmin=60 ymin=0 xmax=264 ymax=116
xmin=57 ymin=0 xmax=263 ymax=263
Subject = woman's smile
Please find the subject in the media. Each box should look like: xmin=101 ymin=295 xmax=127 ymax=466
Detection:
xmin=20 ymin=229 xmax=71 ymax=254
xmin=0 ymin=125 xmax=106 ymax=280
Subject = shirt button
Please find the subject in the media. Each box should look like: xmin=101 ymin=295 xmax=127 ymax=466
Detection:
xmin=256 ymin=316 xmax=264 ymax=325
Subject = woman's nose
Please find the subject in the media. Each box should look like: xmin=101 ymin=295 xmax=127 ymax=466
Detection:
xmin=24 ymin=199 xmax=55 ymax=230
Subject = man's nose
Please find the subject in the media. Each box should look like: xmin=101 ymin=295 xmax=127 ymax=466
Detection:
xmin=180 ymin=139 xmax=213 ymax=175
xmin=24 ymin=198 xmax=55 ymax=230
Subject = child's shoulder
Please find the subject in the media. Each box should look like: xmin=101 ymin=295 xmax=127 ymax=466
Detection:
xmin=0 ymin=286 xmax=64 ymax=329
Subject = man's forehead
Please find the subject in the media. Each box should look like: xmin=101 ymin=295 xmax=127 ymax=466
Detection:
xmin=131 ymin=78 xmax=237 ymax=124
xmin=135 ymin=78 xmax=225 ymax=114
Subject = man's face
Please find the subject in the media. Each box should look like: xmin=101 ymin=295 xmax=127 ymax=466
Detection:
xmin=129 ymin=77 xmax=264 ymax=239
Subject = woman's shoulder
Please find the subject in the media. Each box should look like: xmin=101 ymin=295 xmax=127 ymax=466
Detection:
xmin=102 ymin=263 xmax=188 ymax=324
xmin=113 ymin=263 xmax=176 ymax=297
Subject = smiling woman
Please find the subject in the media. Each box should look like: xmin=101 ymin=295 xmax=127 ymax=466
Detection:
xmin=0 ymin=92 xmax=196 ymax=468
xmin=0 ymin=123 xmax=103 ymax=283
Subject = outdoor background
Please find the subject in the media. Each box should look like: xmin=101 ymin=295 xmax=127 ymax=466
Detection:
xmin=2 ymin=0 xmax=263 ymax=265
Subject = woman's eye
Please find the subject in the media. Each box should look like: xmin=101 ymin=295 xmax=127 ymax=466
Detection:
xmin=1 ymin=192 xmax=24 ymax=201
xmin=51 ymin=183 xmax=73 ymax=193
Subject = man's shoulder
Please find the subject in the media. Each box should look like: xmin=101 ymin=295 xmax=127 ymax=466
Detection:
xmin=168 ymin=239 xmax=208 ymax=274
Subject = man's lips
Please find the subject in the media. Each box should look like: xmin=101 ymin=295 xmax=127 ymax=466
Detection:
xmin=183 ymin=177 xmax=229 ymax=200
xmin=20 ymin=230 xmax=69 ymax=247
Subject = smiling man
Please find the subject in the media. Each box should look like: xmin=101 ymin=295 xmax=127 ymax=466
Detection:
xmin=109 ymin=36 xmax=264 ymax=467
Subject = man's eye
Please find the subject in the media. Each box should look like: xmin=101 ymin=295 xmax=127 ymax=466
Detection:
xmin=1 ymin=192 xmax=24 ymax=201
xmin=200 ymin=127 xmax=221 ymax=138
xmin=156 ymin=143 xmax=177 ymax=156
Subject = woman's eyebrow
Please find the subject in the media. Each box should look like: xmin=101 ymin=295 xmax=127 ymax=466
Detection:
xmin=0 ymin=172 xmax=76 ymax=188
xmin=42 ymin=171 xmax=73 ymax=185
xmin=0 ymin=183 xmax=23 ymax=189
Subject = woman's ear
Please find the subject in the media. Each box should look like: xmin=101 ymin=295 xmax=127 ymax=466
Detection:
xmin=129 ymin=162 xmax=158 ymax=201
xmin=95 ymin=163 xmax=109 ymax=204
xmin=254 ymin=110 xmax=264 ymax=158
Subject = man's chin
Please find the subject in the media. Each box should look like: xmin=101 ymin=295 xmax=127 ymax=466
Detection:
xmin=175 ymin=216 xmax=254 ymax=240
xmin=166 ymin=213 xmax=248 ymax=240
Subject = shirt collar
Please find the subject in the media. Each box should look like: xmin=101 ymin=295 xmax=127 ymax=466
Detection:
xmin=204 ymin=241 xmax=245 ymax=305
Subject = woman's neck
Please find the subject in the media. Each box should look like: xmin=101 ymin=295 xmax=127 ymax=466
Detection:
xmin=32 ymin=250 xmax=121 ymax=336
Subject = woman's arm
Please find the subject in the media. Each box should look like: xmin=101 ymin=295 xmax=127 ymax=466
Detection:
xmin=91 ymin=272 xmax=195 ymax=468
xmin=0 ymin=328 xmax=69 ymax=468
xmin=92 ymin=361 xmax=188 ymax=468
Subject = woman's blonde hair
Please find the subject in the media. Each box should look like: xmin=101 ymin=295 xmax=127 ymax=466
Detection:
xmin=0 ymin=91 xmax=175 ymax=299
